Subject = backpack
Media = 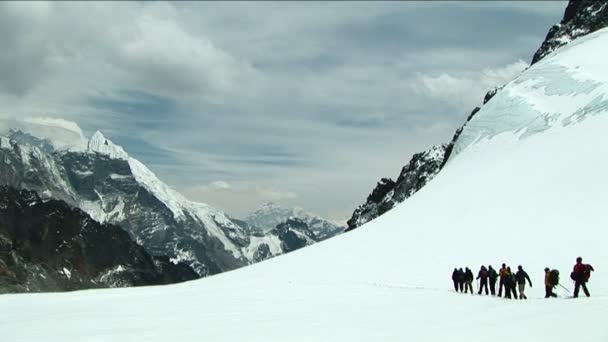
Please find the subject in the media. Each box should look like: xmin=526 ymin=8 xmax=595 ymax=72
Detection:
xmin=583 ymin=265 xmax=592 ymax=282
xmin=549 ymin=269 xmax=559 ymax=286
xmin=489 ymin=268 xmax=498 ymax=279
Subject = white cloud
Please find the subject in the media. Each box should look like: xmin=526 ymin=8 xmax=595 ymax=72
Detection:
xmin=0 ymin=2 xmax=256 ymax=101
xmin=413 ymin=60 xmax=529 ymax=109
xmin=114 ymin=7 xmax=256 ymax=99
xmin=0 ymin=116 xmax=88 ymax=150
xmin=209 ymin=181 xmax=231 ymax=191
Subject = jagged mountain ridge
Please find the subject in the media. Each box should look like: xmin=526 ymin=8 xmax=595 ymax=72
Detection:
xmin=0 ymin=186 xmax=198 ymax=293
xmin=531 ymin=0 xmax=608 ymax=65
xmin=0 ymin=130 xmax=254 ymax=276
xmin=347 ymin=0 xmax=608 ymax=231
xmin=0 ymin=129 xmax=344 ymax=278
xmin=347 ymin=144 xmax=446 ymax=231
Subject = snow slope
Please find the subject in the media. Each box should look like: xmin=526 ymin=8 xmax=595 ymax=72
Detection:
xmin=87 ymin=132 xmax=245 ymax=259
xmin=1 ymin=25 xmax=608 ymax=342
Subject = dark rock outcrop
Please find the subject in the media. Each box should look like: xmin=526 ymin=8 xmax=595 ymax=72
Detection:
xmin=248 ymin=217 xmax=319 ymax=263
xmin=0 ymin=186 xmax=198 ymax=294
xmin=532 ymin=0 xmax=608 ymax=65
xmin=346 ymin=145 xmax=446 ymax=231
xmin=274 ymin=218 xmax=317 ymax=253
xmin=0 ymin=130 xmax=250 ymax=277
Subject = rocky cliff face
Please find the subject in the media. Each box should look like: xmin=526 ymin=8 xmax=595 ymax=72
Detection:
xmin=531 ymin=0 xmax=608 ymax=65
xmin=0 ymin=129 xmax=343 ymax=279
xmin=0 ymin=130 xmax=250 ymax=277
xmin=346 ymin=145 xmax=446 ymax=231
xmin=0 ymin=186 xmax=198 ymax=294
xmin=245 ymin=217 xmax=318 ymax=263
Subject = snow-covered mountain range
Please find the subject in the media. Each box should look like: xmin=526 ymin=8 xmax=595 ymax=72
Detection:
xmin=0 ymin=127 xmax=343 ymax=281
xmin=0 ymin=129 xmax=251 ymax=276
xmin=241 ymin=203 xmax=344 ymax=263
xmin=0 ymin=186 xmax=198 ymax=293
xmin=2 ymin=2 xmax=607 ymax=340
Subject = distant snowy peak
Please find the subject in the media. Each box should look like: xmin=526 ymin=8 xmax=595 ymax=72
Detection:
xmin=5 ymin=129 xmax=55 ymax=154
xmin=246 ymin=202 xmax=343 ymax=240
xmin=0 ymin=124 xmax=253 ymax=275
xmin=87 ymin=131 xmax=129 ymax=160
xmin=244 ymin=217 xmax=320 ymax=263
xmin=0 ymin=117 xmax=88 ymax=151
xmin=125 ymin=156 xmax=247 ymax=259
xmin=85 ymin=130 xmax=191 ymax=221
xmin=532 ymin=0 xmax=608 ymax=64
xmin=246 ymin=202 xmax=309 ymax=232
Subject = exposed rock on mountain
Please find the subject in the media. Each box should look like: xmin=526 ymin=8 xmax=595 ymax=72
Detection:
xmin=348 ymin=0 xmax=608 ymax=232
xmin=0 ymin=186 xmax=197 ymax=293
xmin=246 ymin=202 xmax=343 ymax=240
xmin=532 ymin=0 xmax=608 ymax=64
xmin=0 ymin=130 xmax=250 ymax=277
xmin=0 ymin=129 xmax=343 ymax=279
xmin=246 ymin=217 xmax=318 ymax=263
xmin=347 ymin=145 xmax=446 ymax=231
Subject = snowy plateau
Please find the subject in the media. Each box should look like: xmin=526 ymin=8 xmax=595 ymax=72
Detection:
xmin=2 ymin=15 xmax=608 ymax=342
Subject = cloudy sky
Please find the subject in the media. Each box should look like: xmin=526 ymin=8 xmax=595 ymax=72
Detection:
xmin=0 ymin=1 xmax=566 ymax=222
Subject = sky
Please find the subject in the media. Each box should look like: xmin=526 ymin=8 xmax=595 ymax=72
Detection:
xmin=0 ymin=1 xmax=566 ymax=223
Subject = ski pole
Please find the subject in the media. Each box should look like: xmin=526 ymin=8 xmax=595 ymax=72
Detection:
xmin=558 ymin=283 xmax=571 ymax=292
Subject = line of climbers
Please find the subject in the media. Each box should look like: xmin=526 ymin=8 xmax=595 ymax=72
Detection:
xmin=451 ymin=257 xmax=594 ymax=299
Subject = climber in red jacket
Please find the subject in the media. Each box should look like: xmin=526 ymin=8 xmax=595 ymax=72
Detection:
xmin=571 ymin=256 xmax=594 ymax=298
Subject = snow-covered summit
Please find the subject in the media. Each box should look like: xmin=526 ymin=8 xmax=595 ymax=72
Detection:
xmin=246 ymin=202 xmax=307 ymax=230
xmin=87 ymin=131 xmax=130 ymax=160
xmin=246 ymin=201 xmax=343 ymax=240
xmin=0 ymin=126 xmax=251 ymax=275
xmin=1 ymin=119 xmax=341 ymax=277
xmin=0 ymin=117 xmax=88 ymax=152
